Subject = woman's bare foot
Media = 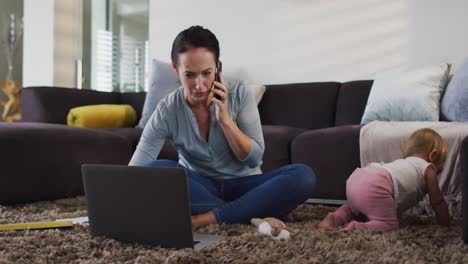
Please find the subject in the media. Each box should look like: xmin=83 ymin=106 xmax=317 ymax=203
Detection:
xmin=191 ymin=211 xmax=217 ymax=227
xmin=317 ymin=213 xmax=337 ymax=229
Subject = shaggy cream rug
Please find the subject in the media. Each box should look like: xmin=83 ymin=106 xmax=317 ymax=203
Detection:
xmin=0 ymin=197 xmax=467 ymax=264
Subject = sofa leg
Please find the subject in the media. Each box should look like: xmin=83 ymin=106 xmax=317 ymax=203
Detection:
xmin=461 ymin=136 xmax=468 ymax=244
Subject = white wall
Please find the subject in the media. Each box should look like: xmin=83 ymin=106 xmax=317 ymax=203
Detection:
xmin=150 ymin=0 xmax=468 ymax=84
xmin=24 ymin=0 xmax=83 ymax=88
xmin=23 ymin=0 xmax=54 ymax=87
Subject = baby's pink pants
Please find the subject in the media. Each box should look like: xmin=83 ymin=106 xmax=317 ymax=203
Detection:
xmin=332 ymin=166 xmax=399 ymax=231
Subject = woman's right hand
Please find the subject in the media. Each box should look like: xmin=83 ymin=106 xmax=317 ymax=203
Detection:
xmin=209 ymin=73 xmax=231 ymax=126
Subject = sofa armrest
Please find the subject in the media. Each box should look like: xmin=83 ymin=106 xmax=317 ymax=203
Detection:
xmin=22 ymin=86 xmax=120 ymax=124
xmin=461 ymin=135 xmax=468 ymax=243
xmin=261 ymin=125 xmax=307 ymax=172
xmin=291 ymin=125 xmax=362 ymax=199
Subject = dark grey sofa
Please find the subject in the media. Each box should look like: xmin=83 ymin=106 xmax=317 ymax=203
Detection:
xmin=2 ymin=81 xmax=468 ymax=243
xmin=14 ymin=81 xmax=371 ymax=201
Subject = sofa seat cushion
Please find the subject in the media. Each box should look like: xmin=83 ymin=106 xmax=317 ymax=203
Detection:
xmin=103 ymin=127 xmax=143 ymax=150
xmin=104 ymin=128 xmax=178 ymax=163
xmin=261 ymin=125 xmax=307 ymax=173
xmin=157 ymin=140 xmax=179 ymax=161
xmin=102 ymin=129 xmax=178 ymax=162
xmin=291 ymin=125 xmax=362 ymax=199
xmin=118 ymin=125 xmax=304 ymax=171
xmin=0 ymin=122 xmax=134 ymax=205
xmin=102 ymin=125 xmax=307 ymax=172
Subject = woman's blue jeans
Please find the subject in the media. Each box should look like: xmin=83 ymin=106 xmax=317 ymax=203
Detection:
xmin=144 ymin=160 xmax=316 ymax=224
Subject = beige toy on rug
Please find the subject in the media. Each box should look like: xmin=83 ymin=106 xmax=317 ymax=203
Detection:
xmin=251 ymin=217 xmax=291 ymax=241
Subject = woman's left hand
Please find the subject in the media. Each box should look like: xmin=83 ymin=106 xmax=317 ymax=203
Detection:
xmin=209 ymin=73 xmax=231 ymax=125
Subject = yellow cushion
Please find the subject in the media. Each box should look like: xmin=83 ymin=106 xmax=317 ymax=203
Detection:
xmin=67 ymin=104 xmax=137 ymax=128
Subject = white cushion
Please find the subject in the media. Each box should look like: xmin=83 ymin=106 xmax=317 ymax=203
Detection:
xmin=137 ymin=59 xmax=180 ymax=128
xmin=361 ymin=63 xmax=450 ymax=124
xmin=245 ymin=83 xmax=266 ymax=104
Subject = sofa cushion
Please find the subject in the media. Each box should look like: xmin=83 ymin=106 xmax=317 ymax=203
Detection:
xmin=261 ymin=125 xmax=307 ymax=173
xmin=67 ymin=104 xmax=137 ymax=128
xmin=102 ymin=129 xmax=178 ymax=162
xmin=258 ymin=82 xmax=340 ymax=130
xmin=291 ymin=125 xmax=362 ymax=199
xmin=119 ymin=92 xmax=146 ymax=123
xmin=361 ymin=63 xmax=450 ymax=124
xmin=441 ymin=57 xmax=468 ymax=121
xmin=335 ymin=80 xmax=372 ymax=126
xmin=104 ymin=127 xmax=178 ymax=162
xmin=22 ymin=87 xmax=120 ymax=124
xmin=103 ymin=128 xmax=143 ymax=150
xmin=107 ymin=125 xmax=304 ymax=171
xmin=245 ymin=83 xmax=266 ymax=104
xmin=137 ymin=59 xmax=181 ymax=128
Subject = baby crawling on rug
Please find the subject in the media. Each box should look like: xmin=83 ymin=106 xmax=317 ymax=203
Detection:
xmin=318 ymin=128 xmax=450 ymax=232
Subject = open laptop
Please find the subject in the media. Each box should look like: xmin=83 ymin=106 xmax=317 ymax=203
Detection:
xmin=81 ymin=164 xmax=224 ymax=250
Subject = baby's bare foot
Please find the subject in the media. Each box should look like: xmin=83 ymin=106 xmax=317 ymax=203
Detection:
xmin=317 ymin=213 xmax=336 ymax=229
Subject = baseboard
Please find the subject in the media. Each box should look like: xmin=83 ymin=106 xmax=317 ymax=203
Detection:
xmin=306 ymin=198 xmax=346 ymax=205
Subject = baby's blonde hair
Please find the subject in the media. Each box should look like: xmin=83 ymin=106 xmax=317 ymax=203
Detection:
xmin=403 ymin=128 xmax=447 ymax=168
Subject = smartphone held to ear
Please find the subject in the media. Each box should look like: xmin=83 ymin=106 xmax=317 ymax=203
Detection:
xmin=214 ymin=60 xmax=223 ymax=100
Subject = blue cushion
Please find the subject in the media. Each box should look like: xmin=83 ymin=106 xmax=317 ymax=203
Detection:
xmin=441 ymin=58 xmax=468 ymax=121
